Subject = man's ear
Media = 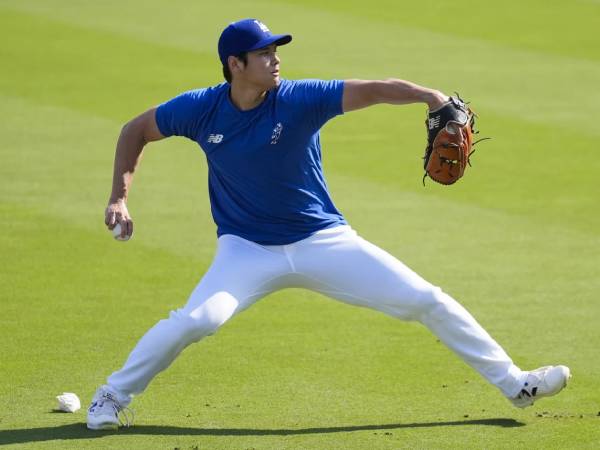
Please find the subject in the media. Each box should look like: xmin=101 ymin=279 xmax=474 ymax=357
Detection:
xmin=228 ymin=55 xmax=245 ymax=76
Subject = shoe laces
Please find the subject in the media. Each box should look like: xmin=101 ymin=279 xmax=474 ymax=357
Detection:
xmin=100 ymin=391 xmax=135 ymax=428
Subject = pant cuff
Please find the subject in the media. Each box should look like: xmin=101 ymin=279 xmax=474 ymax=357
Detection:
xmin=497 ymin=364 xmax=528 ymax=398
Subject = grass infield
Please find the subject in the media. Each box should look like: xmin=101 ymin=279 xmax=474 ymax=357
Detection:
xmin=1 ymin=0 xmax=599 ymax=448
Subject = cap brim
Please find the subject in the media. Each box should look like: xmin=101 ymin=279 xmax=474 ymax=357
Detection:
xmin=247 ymin=34 xmax=292 ymax=52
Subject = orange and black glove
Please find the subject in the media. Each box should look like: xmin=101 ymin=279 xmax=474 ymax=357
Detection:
xmin=423 ymin=96 xmax=478 ymax=185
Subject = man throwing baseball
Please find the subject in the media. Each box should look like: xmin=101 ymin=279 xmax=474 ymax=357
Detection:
xmin=88 ymin=19 xmax=569 ymax=430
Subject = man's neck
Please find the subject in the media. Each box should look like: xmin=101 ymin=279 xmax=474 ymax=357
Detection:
xmin=229 ymin=81 xmax=269 ymax=111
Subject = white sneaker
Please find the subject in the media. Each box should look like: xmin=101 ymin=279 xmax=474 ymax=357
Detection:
xmin=87 ymin=386 xmax=134 ymax=430
xmin=510 ymin=365 xmax=571 ymax=408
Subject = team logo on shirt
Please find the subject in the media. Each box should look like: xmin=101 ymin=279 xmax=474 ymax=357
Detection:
xmin=207 ymin=134 xmax=224 ymax=144
xmin=270 ymin=123 xmax=283 ymax=145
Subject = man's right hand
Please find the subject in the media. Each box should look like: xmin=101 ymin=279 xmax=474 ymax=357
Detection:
xmin=105 ymin=199 xmax=133 ymax=240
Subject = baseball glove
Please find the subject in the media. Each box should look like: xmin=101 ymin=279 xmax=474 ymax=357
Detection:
xmin=422 ymin=95 xmax=477 ymax=185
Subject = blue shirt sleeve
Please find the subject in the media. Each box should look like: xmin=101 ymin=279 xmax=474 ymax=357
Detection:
xmin=289 ymin=79 xmax=344 ymax=129
xmin=155 ymin=89 xmax=209 ymax=140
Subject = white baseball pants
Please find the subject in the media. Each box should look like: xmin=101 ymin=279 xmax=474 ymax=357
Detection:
xmin=107 ymin=226 xmax=526 ymax=404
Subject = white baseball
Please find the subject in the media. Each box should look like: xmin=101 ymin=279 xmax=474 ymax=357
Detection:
xmin=56 ymin=392 xmax=81 ymax=413
xmin=112 ymin=223 xmax=130 ymax=241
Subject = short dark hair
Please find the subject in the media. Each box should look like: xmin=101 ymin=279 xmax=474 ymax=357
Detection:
xmin=222 ymin=52 xmax=248 ymax=83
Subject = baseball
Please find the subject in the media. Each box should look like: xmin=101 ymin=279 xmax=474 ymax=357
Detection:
xmin=112 ymin=223 xmax=130 ymax=241
xmin=56 ymin=392 xmax=81 ymax=413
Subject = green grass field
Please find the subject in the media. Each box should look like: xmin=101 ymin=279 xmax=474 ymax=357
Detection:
xmin=1 ymin=0 xmax=599 ymax=448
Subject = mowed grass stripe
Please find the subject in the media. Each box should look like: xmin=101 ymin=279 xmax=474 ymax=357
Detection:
xmin=324 ymin=106 xmax=600 ymax=236
xmin=3 ymin=0 xmax=599 ymax=63
xmin=278 ymin=0 xmax=600 ymax=62
xmin=0 ymin=8 xmax=221 ymax=122
xmin=0 ymin=0 xmax=278 ymax=53
xmin=1 ymin=4 xmax=599 ymax=135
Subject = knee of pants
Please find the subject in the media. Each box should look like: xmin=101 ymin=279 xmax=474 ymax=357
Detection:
xmin=402 ymin=284 xmax=450 ymax=321
xmin=166 ymin=307 xmax=231 ymax=344
xmin=171 ymin=290 xmax=241 ymax=342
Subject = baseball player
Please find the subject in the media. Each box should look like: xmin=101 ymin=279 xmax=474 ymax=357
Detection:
xmin=87 ymin=19 xmax=569 ymax=430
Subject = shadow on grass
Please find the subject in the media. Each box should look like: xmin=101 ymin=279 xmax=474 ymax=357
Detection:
xmin=0 ymin=418 xmax=524 ymax=445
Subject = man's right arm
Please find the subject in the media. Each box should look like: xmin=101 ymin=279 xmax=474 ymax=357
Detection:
xmin=105 ymin=107 xmax=165 ymax=239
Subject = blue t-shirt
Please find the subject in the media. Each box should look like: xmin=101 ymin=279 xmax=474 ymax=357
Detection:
xmin=155 ymin=79 xmax=347 ymax=245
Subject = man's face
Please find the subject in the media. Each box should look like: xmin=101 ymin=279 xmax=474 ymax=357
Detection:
xmin=237 ymin=44 xmax=280 ymax=89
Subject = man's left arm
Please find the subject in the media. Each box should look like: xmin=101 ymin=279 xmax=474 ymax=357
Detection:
xmin=342 ymin=79 xmax=449 ymax=113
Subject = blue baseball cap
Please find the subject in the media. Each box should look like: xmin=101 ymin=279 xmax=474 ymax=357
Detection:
xmin=218 ymin=19 xmax=292 ymax=66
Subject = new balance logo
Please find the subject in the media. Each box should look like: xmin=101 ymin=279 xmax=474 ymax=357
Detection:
xmin=207 ymin=134 xmax=223 ymax=144
xmin=254 ymin=20 xmax=270 ymax=33
xmin=428 ymin=116 xmax=441 ymax=130
xmin=270 ymin=122 xmax=283 ymax=145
